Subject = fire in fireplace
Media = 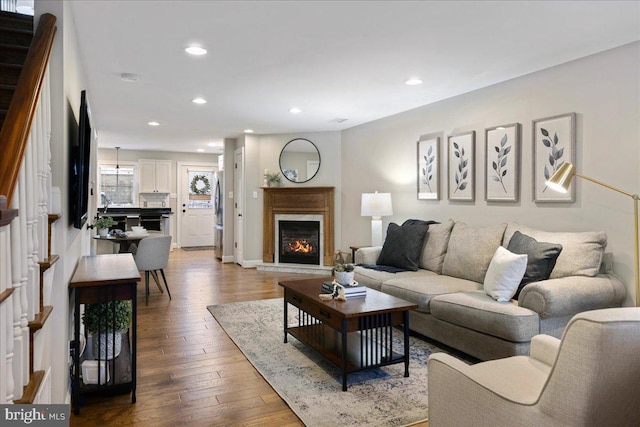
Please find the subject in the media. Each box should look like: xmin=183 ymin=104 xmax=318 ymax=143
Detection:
xmin=279 ymin=220 xmax=320 ymax=265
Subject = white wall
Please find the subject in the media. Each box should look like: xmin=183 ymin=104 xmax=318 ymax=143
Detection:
xmin=35 ymin=0 xmax=90 ymax=403
xmin=341 ymin=42 xmax=640 ymax=306
xmin=97 ymin=148 xmax=219 ymax=194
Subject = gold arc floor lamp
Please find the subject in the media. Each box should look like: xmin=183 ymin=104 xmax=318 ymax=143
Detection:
xmin=546 ymin=162 xmax=639 ymax=307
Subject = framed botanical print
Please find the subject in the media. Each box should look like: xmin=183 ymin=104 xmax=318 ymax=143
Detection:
xmin=485 ymin=123 xmax=521 ymax=202
xmin=448 ymin=131 xmax=475 ymax=202
xmin=533 ymin=113 xmax=576 ymax=202
xmin=417 ymin=134 xmax=440 ymax=200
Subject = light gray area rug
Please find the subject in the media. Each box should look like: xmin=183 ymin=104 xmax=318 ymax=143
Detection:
xmin=208 ymin=298 xmax=444 ymax=427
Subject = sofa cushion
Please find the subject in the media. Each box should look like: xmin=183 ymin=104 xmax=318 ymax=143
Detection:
xmin=483 ymin=246 xmax=528 ymax=302
xmin=442 ymin=222 xmax=507 ymax=283
xmin=377 ymin=222 xmax=429 ymax=271
xmin=419 ymin=218 xmax=455 ymax=274
xmin=507 ymin=231 xmax=563 ymax=299
xmin=380 ymin=274 xmax=482 ymax=313
xmin=353 ymin=265 xmax=434 ymax=292
xmin=504 ymin=223 xmax=606 ymax=278
xmin=430 ymin=291 xmax=540 ymax=342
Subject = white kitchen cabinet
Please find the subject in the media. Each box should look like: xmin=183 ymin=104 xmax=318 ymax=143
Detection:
xmin=139 ymin=159 xmax=171 ymax=193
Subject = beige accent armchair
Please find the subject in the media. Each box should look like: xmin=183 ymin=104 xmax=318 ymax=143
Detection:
xmin=428 ymin=308 xmax=640 ymax=426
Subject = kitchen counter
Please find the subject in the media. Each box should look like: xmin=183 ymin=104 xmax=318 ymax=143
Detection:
xmin=97 ymin=207 xmax=173 ymax=216
xmin=96 ymin=208 xmax=173 ymax=235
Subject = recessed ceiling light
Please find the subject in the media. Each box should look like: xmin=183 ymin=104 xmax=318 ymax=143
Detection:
xmin=192 ymin=97 xmax=207 ymax=104
xmin=197 ymin=148 xmax=205 ymax=153
xmin=207 ymin=142 xmax=217 ymax=147
xmin=185 ymin=46 xmax=207 ymax=55
xmin=405 ymin=78 xmax=423 ymax=86
xmin=148 ymin=121 xmax=160 ymax=126
xmin=120 ymin=73 xmax=139 ymax=82
xmin=244 ymin=129 xmax=254 ymax=134
xmin=289 ymin=107 xmax=302 ymax=114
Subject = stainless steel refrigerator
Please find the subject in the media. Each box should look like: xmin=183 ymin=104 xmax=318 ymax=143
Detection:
xmin=213 ymin=171 xmax=223 ymax=259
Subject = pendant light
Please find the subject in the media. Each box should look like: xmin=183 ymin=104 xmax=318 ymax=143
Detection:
xmin=115 ymin=146 xmax=120 ymax=204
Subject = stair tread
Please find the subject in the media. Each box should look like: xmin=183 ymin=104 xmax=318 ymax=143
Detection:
xmin=0 ymin=11 xmax=34 ymax=26
xmin=0 ymin=26 xmax=32 ymax=34
xmin=0 ymin=10 xmax=34 ymax=20
xmin=0 ymin=62 xmax=24 ymax=68
xmin=39 ymin=254 xmax=60 ymax=272
xmin=13 ymin=371 xmax=45 ymax=404
xmin=0 ymin=43 xmax=29 ymax=50
xmin=28 ymin=306 xmax=53 ymax=331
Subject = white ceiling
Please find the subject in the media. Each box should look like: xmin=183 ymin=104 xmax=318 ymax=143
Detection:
xmin=68 ymin=1 xmax=639 ymax=154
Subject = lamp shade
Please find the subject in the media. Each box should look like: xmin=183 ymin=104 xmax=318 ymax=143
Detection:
xmin=361 ymin=192 xmax=393 ymax=217
xmin=546 ymin=162 xmax=576 ymax=193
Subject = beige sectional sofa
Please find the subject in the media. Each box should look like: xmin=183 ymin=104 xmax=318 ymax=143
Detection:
xmin=354 ymin=219 xmax=626 ymax=361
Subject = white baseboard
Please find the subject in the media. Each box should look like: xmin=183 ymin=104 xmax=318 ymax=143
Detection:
xmin=240 ymin=259 xmax=262 ymax=268
xmin=257 ymin=263 xmax=332 ymax=275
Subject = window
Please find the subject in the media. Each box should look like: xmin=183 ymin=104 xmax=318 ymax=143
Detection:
xmin=98 ymin=163 xmax=137 ymax=207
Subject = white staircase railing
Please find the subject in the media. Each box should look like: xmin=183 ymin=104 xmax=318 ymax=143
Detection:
xmin=0 ymin=65 xmax=53 ymax=403
xmin=0 ymin=0 xmax=17 ymax=13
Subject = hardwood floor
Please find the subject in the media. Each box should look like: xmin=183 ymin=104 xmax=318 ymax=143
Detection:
xmin=70 ymin=249 xmax=428 ymax=426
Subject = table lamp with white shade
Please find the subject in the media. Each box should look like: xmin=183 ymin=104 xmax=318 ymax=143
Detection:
xmin=546 ymin=162 xmax=639 ymax=307
xmin=361 ymin=192 xmax=393 ymax=246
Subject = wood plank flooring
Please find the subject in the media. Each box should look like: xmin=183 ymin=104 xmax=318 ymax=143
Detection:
xmin=70 ymin=249 xmax=428 ymax=426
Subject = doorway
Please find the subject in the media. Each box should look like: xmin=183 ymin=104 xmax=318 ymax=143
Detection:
xmin=177 ymin=163 xmax=217 ymax=248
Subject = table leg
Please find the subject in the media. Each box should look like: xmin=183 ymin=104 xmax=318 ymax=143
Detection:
xmin=283 ymin=299 xmax=288 ymax=344
xmin=342 ymin=318 xmax=348 ymax=391
xmin=131 ymin=285 xmax=137 ymax=404
xmin=73 ymin=290 xmax=81 ymax=414
xmin=119 ymin=241 xmax=131 ymax=253
xmin=404 ymin=310 xmax=410 ymax=377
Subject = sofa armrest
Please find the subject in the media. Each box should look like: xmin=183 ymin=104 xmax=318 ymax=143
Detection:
xmin=428 ymin=352 xmax=545 ymax=425
xmin=354 ymin=246 xmax=382 ymax=265
xmin=518 ymin=273 xmax=626 ymax=318
xmin=529 ymin=334 xmax=560 ymax=367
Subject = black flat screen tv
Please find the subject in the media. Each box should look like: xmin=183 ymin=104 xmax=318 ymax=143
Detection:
xmin=68 ymin=90 xmax=92 ymax=229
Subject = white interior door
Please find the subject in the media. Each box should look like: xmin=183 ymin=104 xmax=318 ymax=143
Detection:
xmin=234 ymin=148 xmax=244 ymax=264
xmin=179 ymin=163 xmax=216 ymax=247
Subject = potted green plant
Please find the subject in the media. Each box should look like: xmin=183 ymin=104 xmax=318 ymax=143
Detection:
xmin=265 ymin=171 xmax=282 ymax=187
xmin=93 ymin=216 xmax=115 ymax=237
xmin=334 ymin=263 xmax=355 ymax=286
xmin=82 ymin=300 xmax=132 ymax=360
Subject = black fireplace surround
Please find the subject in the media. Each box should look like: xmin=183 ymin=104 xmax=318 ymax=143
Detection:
xmin=278 ymin=220 xmax=320 ymax=265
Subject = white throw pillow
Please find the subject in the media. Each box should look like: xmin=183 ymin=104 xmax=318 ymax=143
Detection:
xmin=484 ymin=246 xmax=528 ymax=302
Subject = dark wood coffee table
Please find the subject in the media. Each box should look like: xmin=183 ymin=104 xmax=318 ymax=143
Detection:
xmin=279 ymin=277 xmax=418 ymax=391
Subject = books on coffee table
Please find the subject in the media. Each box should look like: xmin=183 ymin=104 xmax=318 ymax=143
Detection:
xmin=322 ymin=281 xmax=367 ymax=298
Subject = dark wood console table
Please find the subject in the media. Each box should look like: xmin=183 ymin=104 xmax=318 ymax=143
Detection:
xmin=69 ymin=254 xmax=140 ymax=414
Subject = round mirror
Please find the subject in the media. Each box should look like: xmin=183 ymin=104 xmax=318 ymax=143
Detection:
xmin=279 ymin=138 xmax=321 ymax=183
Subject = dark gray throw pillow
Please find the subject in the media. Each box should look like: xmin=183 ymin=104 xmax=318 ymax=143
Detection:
xmin=402 ymin=218 xmax=439 ymax=228
xmin=507 ymin=231 xmax=563 ymax=299
xmin=377 ymin=221 xmax=430 ymax=271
